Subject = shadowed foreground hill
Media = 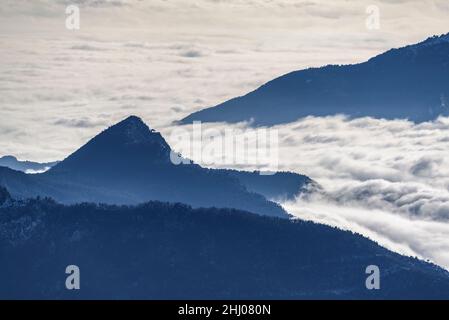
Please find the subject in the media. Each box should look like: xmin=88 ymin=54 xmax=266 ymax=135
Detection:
xmin=1 ymin=196 xmax=448 ymax=299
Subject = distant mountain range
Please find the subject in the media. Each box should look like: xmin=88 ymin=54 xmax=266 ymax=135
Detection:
xmin=180 ymin=33 xmax=449 ymax=126
xmin=2 ymin=190 xmax=449 ymax=299
xmin=0 ymin=155 xmax=58 ymax=173
xmin=0 ymin=116 xmax=311 ymax=218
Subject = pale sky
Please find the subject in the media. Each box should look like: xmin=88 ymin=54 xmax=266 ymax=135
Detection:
xmin=1 ymin=0 xmax=448 ymax=161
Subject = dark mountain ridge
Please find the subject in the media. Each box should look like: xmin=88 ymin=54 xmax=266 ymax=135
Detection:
xmin=180 ymin=33 xmax=449 ymax=126
xmin=0 ymin=155 xmax=58 ymax=173
xmin=0 ymin=116 xmax=311 ymax=218
xmin=216 ymin=169 xmax=314 ymax=201
xmin=1 ymin=193 xmax=449 ymax=299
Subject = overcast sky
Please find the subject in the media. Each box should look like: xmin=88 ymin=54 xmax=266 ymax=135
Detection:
xmin=1 ymin=0 xmax=448 ymax=161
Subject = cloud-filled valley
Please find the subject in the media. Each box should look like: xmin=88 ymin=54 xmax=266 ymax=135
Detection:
xmin=2 ymin=0 xmax=449 ymax=272
xmin=166 ymin=115 xmax=449 ymax=269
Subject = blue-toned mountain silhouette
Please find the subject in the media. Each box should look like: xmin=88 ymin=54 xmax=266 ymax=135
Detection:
xmin=0 ymin=186 xmax=11 ymax=206
xmin=0 ymin=116 xmax=310 ymax=218
xmin=0 ymin=155 xmax=58 ymax=173
xmin=215 ymin=169 xmax=315 ymax=201
xmin=180 ymin=33 xmax=449 ymax=126
xmin=0 ymin=156 xmax=312 ymax=202
xmin=1 ymin=193 xmax=449 ymax=299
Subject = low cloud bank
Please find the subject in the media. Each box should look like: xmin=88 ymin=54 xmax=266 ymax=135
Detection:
xmin=166 ymin=115 xmax=449 ymax=269
xmin=282 ymin=199 xmax=449 ymax=270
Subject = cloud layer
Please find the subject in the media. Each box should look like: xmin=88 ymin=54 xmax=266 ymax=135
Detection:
xmin=1 ymin=1 xmax=449 ymax=269
xmin=165 ymin=115 xmax=449 ymax=268
xmin=1 ymin=0 xmax=449 ymax=161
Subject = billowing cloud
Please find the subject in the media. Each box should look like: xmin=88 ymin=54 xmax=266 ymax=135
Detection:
xmin=283 ymin=200 xmax=449 ymax=270
xmin=1 ymin=0 xmax=449 ymax=270
xmin=161 ymin=115 xmax=449 ymax=268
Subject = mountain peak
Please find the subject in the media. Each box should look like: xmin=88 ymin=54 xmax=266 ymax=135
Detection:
xmin=87 ymin=115 xmax=172 ymax=153
xmin=49 ymin=116 xmax=173 ymax=174
xmin=106 ymin=115 xmax=167 ymax=147
xmin=119 ymin=115 xmax=147 ymax=126
xmin=114 ymin=115 xmax=151 ymax=134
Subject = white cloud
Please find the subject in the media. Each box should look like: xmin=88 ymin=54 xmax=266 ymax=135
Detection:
xmin=1 ymin=0 xmax=449 ymax=269
xmin=283 ymin=200 xmax=449 ymax=270
xmin=161 ymin=115 xmax=449 ymax=269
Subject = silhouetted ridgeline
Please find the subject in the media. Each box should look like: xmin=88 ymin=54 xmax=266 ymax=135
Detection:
xmin=217 ymin=169 xmax=314 ymax=201
xmin=0 ymin=155 xmax=58 ymax=173
xmin=181 ymin=33 xmax=449 ymax=126
xmin=1 ymin=194 xmax=448 ymax=299
xmin=0 ymin=116 xmax=312 ymax=218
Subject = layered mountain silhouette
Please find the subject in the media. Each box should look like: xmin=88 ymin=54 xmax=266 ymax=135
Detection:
xmin=180 ymin=33 xmax=449 ymax=126
xmin=0 ymin=156 xmax=311 ymax=202
xmin=216 ymin=169 xmax=314 ymax=201
xmin=0 ymin=155 xmax=58 ymax=173
xmin=2 ymin=194 xmax=449 ymax=299
xmin=0 ymin=116 xmax=310 ymax=218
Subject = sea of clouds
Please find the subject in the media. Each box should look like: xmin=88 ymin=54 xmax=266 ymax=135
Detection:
xmin=2 ymin=0 xmax=449 ymax=160
xmin=276 ymin=116 xmax=449 ymax=269
xmin=1 ymin=0 xmax=449 ymax=269
xmin=164 ymin=115 xmax=449 ymax=269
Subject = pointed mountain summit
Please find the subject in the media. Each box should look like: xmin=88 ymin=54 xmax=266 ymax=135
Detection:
xmin=105 ymin=115 xmax=168 ymax=146
xmin=51 ymin=116 xmax=171 ymax=174
xmin=103 ymin=116 xmax=170 ymax=151
xmin=0 ymin=116 xmax=304 ymax=218
xmin=180 ymin=32 xmax=449 ymax=126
